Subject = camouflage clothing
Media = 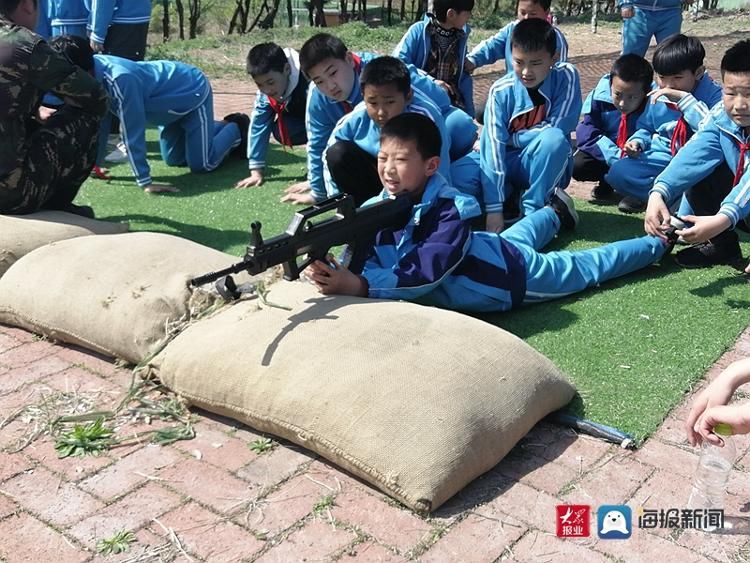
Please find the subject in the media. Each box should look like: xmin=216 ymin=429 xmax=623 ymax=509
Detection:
xmin=0 ymin=15 xmax=108 ymax=214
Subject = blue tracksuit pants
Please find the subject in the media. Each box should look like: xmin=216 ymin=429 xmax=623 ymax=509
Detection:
xmin=605 ymin=149 xmax=673 ymax=201
xmin=159 ymin=90 xmax=241 ymax=173
xmin=500 ymin=206 xmax=667 ymax=303
xmin=621 ymin=7 xmax=682 ymax=57
xmin=506 ymin=128 xmax=572 ymax=216
xmin=51 ymin=24 xmax=88 ymax=37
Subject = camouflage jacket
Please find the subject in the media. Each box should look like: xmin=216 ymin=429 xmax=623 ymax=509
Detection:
xmin=0 ymin=15 xmax=108 ymax=179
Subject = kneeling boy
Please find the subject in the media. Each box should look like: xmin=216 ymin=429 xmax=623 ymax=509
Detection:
xmin=305 ymin=113 xmax=670 ymax=312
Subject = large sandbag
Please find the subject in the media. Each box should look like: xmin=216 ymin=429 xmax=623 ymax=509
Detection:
xmin=0 ymin=232 xmax=257 ymax=364
xmin=149 ymin=281 xmax=576 ymax=513
xmin=0 ymin=211 xmax=128 ymax=277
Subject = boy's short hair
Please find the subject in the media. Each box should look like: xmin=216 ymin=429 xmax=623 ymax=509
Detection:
xmin=299 ymin=33 xmax=348 ymax=75
xmin=721 ymin=39 xmax=750 ymax=76
xmin=247 ymin=42 xmax=287 ymax=77
xmin=515 ymin=0 xmax=551 ymax=11
xmin=48 ymin=34 xmax=94 ymax=73
xmin=652 ymin=34 xmax=705 ymax=75
xmin=432 ymin=0 xmax=474 ymax=21
xmin=610 ymin=54 xmax=653 ymax=94
xmin=360 ymin=56 xmax=411 ymax=96
xmin=510 ymin=18 xmax=556 ymax=56
xmin=381 ymin=113 xmax=441 ymax=160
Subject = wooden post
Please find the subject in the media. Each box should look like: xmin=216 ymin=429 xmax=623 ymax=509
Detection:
xmin=591 ymin=0 xmax=598 ymax=34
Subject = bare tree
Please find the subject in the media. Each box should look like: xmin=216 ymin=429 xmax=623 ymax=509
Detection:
xmin=162 ymin=0 xmax=170 ymax=40
xmin=174 ymin=0 xmax=186 ymax=39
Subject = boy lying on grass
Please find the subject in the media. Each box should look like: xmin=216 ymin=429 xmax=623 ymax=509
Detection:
xmin=304 ymin=112 xmax=672 ymax=313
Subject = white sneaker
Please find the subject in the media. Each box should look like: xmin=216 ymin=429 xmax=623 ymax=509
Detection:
xmin=105 ymin=141 xmax=129 ymax=163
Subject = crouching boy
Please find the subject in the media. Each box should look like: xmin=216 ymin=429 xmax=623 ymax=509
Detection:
xmin=305 ymin=113 xmax=671 ymax=312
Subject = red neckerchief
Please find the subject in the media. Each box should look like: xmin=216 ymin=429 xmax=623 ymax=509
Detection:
xmin=616 ymin=112 xmax=628 ymax=156
xmin=734 ymin=138 xmax=749 ymax=186
xmin=267 ymin=96 xmax=293 ymax=148
xmin=340 ymin=54 xmax=362 ymax=114
xmin=665 ymin=101 xmax=688 ymax=156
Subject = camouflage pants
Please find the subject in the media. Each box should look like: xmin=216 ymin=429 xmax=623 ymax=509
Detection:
xmin=0 ymin=106 xmax=101 ymax=215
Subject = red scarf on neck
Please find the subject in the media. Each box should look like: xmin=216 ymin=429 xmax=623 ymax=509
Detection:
xmin=340 ymin=53 xmax=363 ymax=114
xmin=267 ymin=96 xmax=293 ymax=148
xmin=665 ymin=101 xmax=688 ymax=156
xmin=734 ymin=138 xmax=749 ymax=186
xmin=616 ymin=112 xmax=629 ymax=156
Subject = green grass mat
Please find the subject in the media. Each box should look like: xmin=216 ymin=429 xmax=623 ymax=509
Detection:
xmin=78 ymin=135 xmax=750 ymax=443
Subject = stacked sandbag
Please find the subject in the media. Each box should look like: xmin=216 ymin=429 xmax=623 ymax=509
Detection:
xmin=148 ymin=281 xmax=576 ymax=513
xmin=0 ymin=231 xmax=257 ymax=364
xmin=0 ymin=211 xmax=129 ymax=277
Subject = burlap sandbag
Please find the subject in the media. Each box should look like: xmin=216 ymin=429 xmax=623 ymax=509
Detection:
xmin=0 ymin=210 xmax=129 ymax=277
xmin=0 ymin=232 xmax=256 ymax=364
xmin=150 ymin=281 xmax=576 ymax=513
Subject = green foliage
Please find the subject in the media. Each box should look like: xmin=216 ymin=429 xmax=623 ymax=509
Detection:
xmin=313 ymin=494 xmax=335 ymax=513
xmin=96 ymin=529 xmax=137 ymax=556
xmin=249 ymin=437 xmax=277 ymax=454
xmin=55 ymin=417 xmax=115 ymax=458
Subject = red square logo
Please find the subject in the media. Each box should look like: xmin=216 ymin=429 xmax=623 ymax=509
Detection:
xmin=556 ymin=505 xmax=591 ymax=538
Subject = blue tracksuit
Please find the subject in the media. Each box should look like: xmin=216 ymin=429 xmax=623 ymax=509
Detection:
xmin=36 ymin=0 xmax=52 ymax=37
xmin=467 ymin=20 xmax=569 ymax=72
xmin=322 ymin=94 xmax=452 ymax=198
xmin=651 ymin=104 xmax=750 ymax=227
xmin=85 ymin=0 xmax=152 ymax=45
xmin=305 ymin=52 xmax=476 ymax=201
xmin=93 ymin=55 xmax=240 ymax=187
xmin=360 ymin=174 xmax=667 ymax=312
xmin=576 ymin=73 xmax=647 ymax=166
xmin=393 ymin=15 xmax=475 ymax=117
xmin=480 ymin=63 xmax=582 ymax=216
xmin=248 ymin=48 xmax=308 ymax=171
xmin=48 ymin=0 xmax=89 ymax=37
xmin=606 ymin=73 xmax=722 ymax=200
xmin=618 ymin=0 xmax=683 ymax=57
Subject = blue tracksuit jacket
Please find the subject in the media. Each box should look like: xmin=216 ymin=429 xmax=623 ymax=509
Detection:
xmin=480 ymin=63 xmax=582 ymax=213
xmin=48 ymin=0 xmax=88 ymax=36
xmin=652 ymin=104 xmax=750 ymax=228
xmin=361 ymin=174 xmax=527 ymax=312
xmin=576 ymin=73 xmax=647 ymax=165
xmin=93 ymin=55 xmax=211 ymax=186
xmin=306 ymin=52 xmax=453 ymax=201
xmin=322 ymin=93 xmax=452 ymax=197
xmin=467 ymin=20 xmax=569 ymax=72
xmin=85 ymin=0 xmax=152 ymax=45
xmin=248 ymin=48 xmax=309 ymax=170
xmin=393 ymin=15 xmax=475 ymax=117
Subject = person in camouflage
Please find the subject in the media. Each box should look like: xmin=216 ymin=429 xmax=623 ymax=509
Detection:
xmin=0 ymin=0 xmax=108 ymax=216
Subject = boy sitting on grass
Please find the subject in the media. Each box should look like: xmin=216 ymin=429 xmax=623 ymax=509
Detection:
xmin=393 ymin=0 xmax=475 ymax=116
xmin=644 ymin=39 xmax=750 ymax=270
xmin=574 ymin=54 xmax=653 ymax=204
xmin=305 ymin=113 xmax=671 ymax=313
xmin=235 ymin=42 xmax=309 ymax=189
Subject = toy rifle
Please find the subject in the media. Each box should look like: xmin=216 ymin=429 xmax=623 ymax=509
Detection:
xmin=190 ymin=193 xmax=412 ymax=299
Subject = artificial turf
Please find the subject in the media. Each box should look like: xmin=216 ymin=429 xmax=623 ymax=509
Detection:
xmin=77 ymin=133 xmax=750 ymax=443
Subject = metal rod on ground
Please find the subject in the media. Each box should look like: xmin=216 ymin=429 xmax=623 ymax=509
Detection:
xmin=546 ymin=411 xmax=636 ymax=449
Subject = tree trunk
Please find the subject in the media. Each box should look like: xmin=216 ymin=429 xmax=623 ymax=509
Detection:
xmin=287 ymin=0 xmax=294 ymax=26
xmin=249 ymin=0 xmax=271 ymax=31
xmin=387 ymin=0 xmax=392 ymax=24
xmin=400 ymin=0 xmax=406 ymax=20
xmin=174 ymin=0 xmax=185 ymax=39
xmin=188 ymin=0 xmax=201 ymax=39
xmin=260 ymin=0 xmax=281 ymax=28
xmin=162 ymin=0 xmax=170 ymax=41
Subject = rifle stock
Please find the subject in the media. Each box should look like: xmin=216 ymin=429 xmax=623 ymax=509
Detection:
xmin=190 ymin=193 xmax=412 ymax=297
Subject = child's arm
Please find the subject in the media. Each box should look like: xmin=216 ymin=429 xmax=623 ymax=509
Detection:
xmin=479 ymin=86 xmax=512 ymax=229
xmin=88 ymin=0 xmax=116 ymax=51
xmin=695 ymin=404 xmax=750 ymax=446
xmin=306 ymin=255 xmax=368 ymax=297
xmin=303 ymin=88 xmax=335 ymax=203
xmin=716 ymin=165 xmax=750 ymax=231
xmin=649 ymin=86 xmax=713 ymax=132
xmin=109 ymin=74 xmax=153 ymax=189
xmin=392 ymin=23 xmax=423 ymax=68
xmin=509 ymin=65 xmax=582 ymax=149
xmin=466 ymin=25 xmax=510 ymax=70
xmin=686 ymin=357 xmax=750 ymax=445
xmin=575 ymin=98 xmax=620 ymax=166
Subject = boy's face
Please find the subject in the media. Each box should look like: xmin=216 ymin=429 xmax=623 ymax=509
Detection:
xmin=253 ymin=65 xmax=291 ymax=102
xmin=610 ymin=76 xmax=647 ymax=115
xmin=377 ymin=137 xmax=439 ymax=199
xmin=363 ymin=83 xmax=411 ymax=129
xmin=511 ymin=47 xmax=554 ymax=89
xmin=306 ymin=54 xmax=357 ymax=102
xmin=722 ymin=71 xmax=750 ymax=130
xmin=444 ymin=8 xmax=472 ymax=29
xmin=516 ymin=0 xmax=547 ymax=20
xmin=655 ymin=67 xmax=703 ymax=93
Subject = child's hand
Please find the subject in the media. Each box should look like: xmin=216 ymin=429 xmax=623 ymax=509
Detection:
xmin=675 ymin=214 xmax=731 ymax=244
xmin=90 ymin=38 xmax=105 ymax=53
xmin=281 ymin=180 xmax=315 ymax=204
xmin=621 ymin=6 xmax=634 ymax=18
xmin=623 ymin=140 xmax=642 ymax=158
xmin=649 ymin=87 xmax=689 ymax=104
xmin=695 ymin=404 xmax=750 ymax=446
xmin=644 ymin=192 xmax=671 ymax=238
xmin=235 ymin=170 xmax=264 ymax=189
xmin=144 ymin=182 xmax=179 ymax=193
xmin=435 ymin=80 xmax=456 ymax=97
xmin=305 ymin=255 xmax=368 ymax=297
xmin=464 ymin=59 xmax=476 ymax=74
xmin=486 ymin=212 xmax=504 ymax=233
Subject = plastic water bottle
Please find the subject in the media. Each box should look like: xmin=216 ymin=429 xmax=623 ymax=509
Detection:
xmin=687 ymin=423 xmax=735 ymax=531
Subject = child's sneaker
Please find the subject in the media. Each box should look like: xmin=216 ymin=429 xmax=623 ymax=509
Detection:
xmin=674 ymin=240 xmax=743 ymax=269
xmin=589 ymin=181 xmax=617 ymax=205
xmin=223 ymin=113 xmax=251 ymax=157
xmin=104 ymin=141 xmax=129 ymax=163
xmin=550 ymin=188 xmax=579 ymax=230
xmin=617 ymin=195 xmax=646 ymax=214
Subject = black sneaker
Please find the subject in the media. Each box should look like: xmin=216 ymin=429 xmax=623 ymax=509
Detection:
xmin=64 ymin=203 xmax=95 ymax=219
xmin=590 ymin=182 xmax=617 ymax=205
xmin=617 ymin=196 xmax=646 ymax=214
xmin=674 ymin=241 xmax=743 ymax=269
xmin=550 ymin=188 xmax=579 ymax=231
xmin=223 ymin=113 xmax=251 ymax=157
